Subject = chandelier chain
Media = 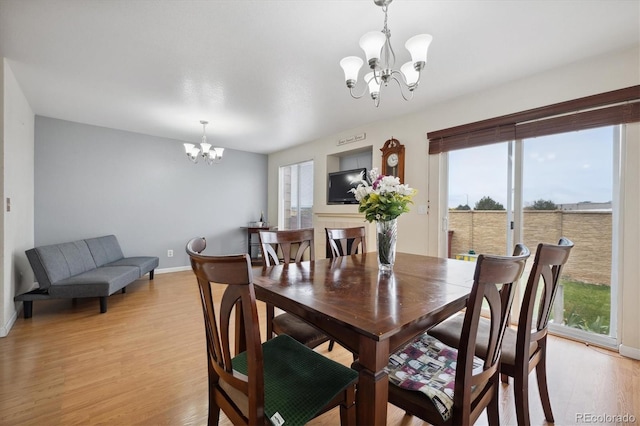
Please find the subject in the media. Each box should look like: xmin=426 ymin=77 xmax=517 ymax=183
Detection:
xmin=382 ymin=5 xmax=396 ymax=73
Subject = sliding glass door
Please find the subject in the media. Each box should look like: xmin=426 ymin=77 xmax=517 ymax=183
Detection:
xmin=521 ymin=126 xmax=618 ymax=346
xmin=448 ymin=126 xmax=619 ymax=347
xmin=448 ymin=142 xmax=513 ymax=258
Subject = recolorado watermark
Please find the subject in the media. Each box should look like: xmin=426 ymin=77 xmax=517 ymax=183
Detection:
xmin=576 ymin=413 xmax=637 ymax=424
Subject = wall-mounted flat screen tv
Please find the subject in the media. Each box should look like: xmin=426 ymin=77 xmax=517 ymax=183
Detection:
xmin=327 ymin=168 xmax=367 ymax=204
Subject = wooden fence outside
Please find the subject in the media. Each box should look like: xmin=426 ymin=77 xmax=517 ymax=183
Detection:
xmin=449 ymin=210 xmax=612 ymax=285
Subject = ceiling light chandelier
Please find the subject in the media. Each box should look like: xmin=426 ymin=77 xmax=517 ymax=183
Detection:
xmin=183 ymin=120 xmax=224 ymax=165
xmin=339 ymin=0 xmax=433 ymax=107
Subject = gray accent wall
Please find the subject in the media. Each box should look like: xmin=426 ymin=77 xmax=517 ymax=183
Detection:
xmin=34 ymin=117 xmax=267 ymax=270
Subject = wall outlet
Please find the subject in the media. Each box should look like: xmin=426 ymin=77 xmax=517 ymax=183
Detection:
xmin=167 ymin=249 xmax=174 ymax=257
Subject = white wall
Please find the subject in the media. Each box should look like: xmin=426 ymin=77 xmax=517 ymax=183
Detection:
xmin=1 ymin=59 xmax=35 ymax=337
xmin=267 ymin=111 xmax=435 ymax=255
xmin=267 ymin=46 xmax=640 ymax=357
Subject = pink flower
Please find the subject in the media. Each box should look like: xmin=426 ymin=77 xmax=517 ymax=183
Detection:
xmin=372 ymin=174 xmax=383 ymax=190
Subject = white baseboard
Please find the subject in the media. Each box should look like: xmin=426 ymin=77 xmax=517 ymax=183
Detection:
xmin=0 ymin=308 xmax=19 ymax=338
xmin=619 ymin=344 xmax=640 ymax=360
xmin=156 ymin=266 xmax=191 ymax=274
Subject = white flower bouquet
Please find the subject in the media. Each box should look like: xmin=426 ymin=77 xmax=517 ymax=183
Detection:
xmin=350 ymin=168 xmax=416 ymax=223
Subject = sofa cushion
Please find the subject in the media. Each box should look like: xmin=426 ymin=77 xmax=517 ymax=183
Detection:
xmin=48 ymin=266 xmax=140 ymax=298
xmin=85 ymin=235 xmax=125 ymax=267
xmin=26 ymin=241 xmax=97 ymax=289
xmin=107 ymin=256 xmax=159 ymax=276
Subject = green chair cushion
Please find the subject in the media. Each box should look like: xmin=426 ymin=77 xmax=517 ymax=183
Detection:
xmin=232 ymin=334 xmax=358 ymax=426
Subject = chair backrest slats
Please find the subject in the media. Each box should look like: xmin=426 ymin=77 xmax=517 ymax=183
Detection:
xmin=453 ymin=244 xmax=530 ymax=420
xmin=519 ymin=237 xmax=574 ymax=354
xmin=259 ymin=228 xmax=315 ymax=266
xmin=326 ymin=227 xmax=367 ymax=258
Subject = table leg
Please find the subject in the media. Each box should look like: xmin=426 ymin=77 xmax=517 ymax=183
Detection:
xmin=355 ymin=336 xmax=390 ymax=425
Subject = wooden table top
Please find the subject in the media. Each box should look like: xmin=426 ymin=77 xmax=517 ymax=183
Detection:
xmin=253 ymin=252 xmax=477 ymax=345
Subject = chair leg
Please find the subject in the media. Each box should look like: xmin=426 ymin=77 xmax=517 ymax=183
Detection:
xmin=339 ymin=386 xmax=356 ymax=425
xmin=266 ymin=303 xmax=275 ymax=340
xmin=514 ymin=369 xmax=531 ymax=426
xmin=328 ymin=339 xmax=335 ymax=351
xmin=501 ymin=373 xmax=509 ymax=383
xmin=536 ymin=351 xmax=554 ymax=422
xmin=208 ymin=360 xmax=220 ymax=426
xmin=208 ymin=390 xmax=220 ymax=426
xmin=486 ymin=385 xmax=500 ymax=425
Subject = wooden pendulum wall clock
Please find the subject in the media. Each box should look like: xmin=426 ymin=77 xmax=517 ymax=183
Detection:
xmin=380 ymin=138 xmax=405 ymax=183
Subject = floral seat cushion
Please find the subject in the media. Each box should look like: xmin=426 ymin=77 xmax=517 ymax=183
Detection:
xmin=385 ymin=332 xmax=484 ymax=421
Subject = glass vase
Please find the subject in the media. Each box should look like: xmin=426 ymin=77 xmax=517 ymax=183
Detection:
xmin=376 ymin=218 xmax=397 ymax=271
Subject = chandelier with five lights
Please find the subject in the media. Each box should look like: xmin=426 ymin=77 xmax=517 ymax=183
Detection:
xmin=339 ymin=0 xmax=433 ymax=107
xmin=183 ymin=120 xmax=224 ymax=165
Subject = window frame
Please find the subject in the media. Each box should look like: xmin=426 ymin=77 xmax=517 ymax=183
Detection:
xmin=278 ymin=160 xmax=314 ymax=230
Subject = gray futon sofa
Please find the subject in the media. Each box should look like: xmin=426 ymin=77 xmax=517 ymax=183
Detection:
xmin=16 ymin=235 xmax=159 ymax=318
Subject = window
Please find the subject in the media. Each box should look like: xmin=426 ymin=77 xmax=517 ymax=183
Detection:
xmin=279 ymin=160 xmax=313 ymax=230
xmin=439 ymin=86 xmax=638 ymax=348
xmin=449 ymin=128 xmax=618 ymax=344
xmin=523 ymin=127 xmax=617 ymax=344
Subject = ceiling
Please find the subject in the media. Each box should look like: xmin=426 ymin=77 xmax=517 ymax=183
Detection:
xmin=1 ymin=0 xmax=638 ymax=154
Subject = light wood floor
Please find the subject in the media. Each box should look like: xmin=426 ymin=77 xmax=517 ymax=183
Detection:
xmin=1 ymin=270 xmax=638 ymax=425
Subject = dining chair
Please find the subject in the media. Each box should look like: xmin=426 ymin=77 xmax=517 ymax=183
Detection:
xmin=258 ymin=228 xmax=333 ymax=350
xmin=385 ymin=244 xmax=530 ymax=426
xmin=325 ymin=226 xmax=367 ymax=352
xmin=186 ymin=237 xmax=358 ymax=426
xmin=325 ymin=227 xmax=367 ymax=258
xmin=429 ymin=238 xmax=573 ymax=426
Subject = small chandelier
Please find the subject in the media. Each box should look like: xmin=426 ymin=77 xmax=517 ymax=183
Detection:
xmin=339 ymin=0 xmax=433 ymax=107
xmin=183 ymin=120 xmax=224 ymax=165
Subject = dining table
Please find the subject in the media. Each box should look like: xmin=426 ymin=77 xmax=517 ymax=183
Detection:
xmin=252 ymin=251 xmax=478 ymax=426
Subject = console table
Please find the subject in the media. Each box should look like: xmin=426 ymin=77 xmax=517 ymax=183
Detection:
xmin=243 ymin=226 xmax=271 ymax=265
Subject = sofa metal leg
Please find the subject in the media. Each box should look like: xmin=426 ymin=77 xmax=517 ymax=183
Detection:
xmin=23 ymin=301 xmax=33 ymax=319
xmin=100 ymin=297 xmax=107 ymax=313
xmin=122 ymin=287 xmax=126 ymax=294
xmin=150 ymin=270 xmax=155 ymax=280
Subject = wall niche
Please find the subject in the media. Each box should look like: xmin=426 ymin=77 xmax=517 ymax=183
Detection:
xmin=326 ymin=146 xmax=372 ymax=174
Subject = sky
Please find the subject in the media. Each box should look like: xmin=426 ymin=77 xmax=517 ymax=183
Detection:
xmin=448 ymin=126 xmax=615 ymax=209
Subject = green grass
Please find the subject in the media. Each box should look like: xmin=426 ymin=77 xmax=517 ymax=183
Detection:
xmin=558 ymin=279 xmax=611 ymax=334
